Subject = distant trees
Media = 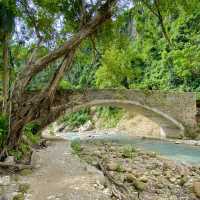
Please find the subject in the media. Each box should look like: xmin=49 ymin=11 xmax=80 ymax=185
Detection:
xmin=0 ymin=0 xmax=16 ymax=113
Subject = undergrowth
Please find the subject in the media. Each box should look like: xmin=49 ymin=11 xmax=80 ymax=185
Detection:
xmin=59 ymin=108 xmax=91 ymax=129
xmin=71 ymin=140 xmax=83 ymax=154
xmin=96 ymin=107 xmax=124 ymax=128
xmin=9 ymin=122 xmax=41 ymax=161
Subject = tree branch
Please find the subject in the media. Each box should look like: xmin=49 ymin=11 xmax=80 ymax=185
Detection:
xmin=13 ymin=0 xmax=117 ymax=99
xmin=47 ymin=49 xmax=76 ymax=100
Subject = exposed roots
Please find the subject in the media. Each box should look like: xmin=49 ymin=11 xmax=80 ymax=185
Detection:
xmin=97 ymin=160 xmax=135 ymax=200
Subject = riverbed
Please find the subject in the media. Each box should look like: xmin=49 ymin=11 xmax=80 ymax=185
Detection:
xmin=58 ymin=131 xmax=200 ymax=165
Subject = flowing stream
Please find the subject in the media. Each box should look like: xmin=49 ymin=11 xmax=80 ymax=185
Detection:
xmin=59 ymin=131 xmax=200 ymax=165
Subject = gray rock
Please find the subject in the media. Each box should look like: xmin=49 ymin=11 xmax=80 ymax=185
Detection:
xmin=4 ymin=156 xmax=15 ymax=164
xmin=106 ymin=162 xmax=118 ymax=171
xmin=0 ymin=176 xmax=10 ymax=186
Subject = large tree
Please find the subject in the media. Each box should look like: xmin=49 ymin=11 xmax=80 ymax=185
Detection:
xmin=0 ymin=0 xmax=117 ymax=157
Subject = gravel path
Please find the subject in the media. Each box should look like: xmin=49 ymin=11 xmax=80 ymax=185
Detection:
xmin=23 ymin=141 xmax=111 ymax=200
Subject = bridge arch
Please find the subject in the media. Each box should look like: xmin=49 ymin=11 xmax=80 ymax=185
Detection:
xmin=62 ymin=99 xmax=185 ymax=138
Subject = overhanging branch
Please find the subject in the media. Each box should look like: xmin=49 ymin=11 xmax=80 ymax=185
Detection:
xmin=13 ymin=0 xmax=117 ymax=99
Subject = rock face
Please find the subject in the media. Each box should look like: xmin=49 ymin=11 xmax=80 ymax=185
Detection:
xmin=193 ymin=181 xmax=200 ymax=198
xmin=117 ymin=113 xmax=162 ymax=138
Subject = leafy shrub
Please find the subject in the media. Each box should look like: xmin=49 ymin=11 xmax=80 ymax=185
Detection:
xmin=96 ymin=107 xmax=124 ymax=128
xmin=23 ymin=123 xmax=40 ymax=144
xmin=9 ymin=122 xmax=40 ymax=160
xmin=58 ymin=79 xmax=73 ymax=90
xmin=95 ymin=47 xmax=133 ymax=88
xmin=61 ymin=108 xmax=91 ymax=128
xmin=71 ymin=140 xmax=82 ymax=154
xmin=121 ymin=145 xmax=136 ymax=158
xmin=9 ymin=142 xmax=31 ymax=160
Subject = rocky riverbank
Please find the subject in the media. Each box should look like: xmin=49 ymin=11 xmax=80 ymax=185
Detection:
xmin=0 ymin=138 xmax=199 ymax=200
xmin=72 ymin=140 xmax=200 ymax=200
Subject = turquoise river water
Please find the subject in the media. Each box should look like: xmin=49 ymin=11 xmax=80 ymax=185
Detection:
xmin=62 ymin=132 xmax=200 ymax=165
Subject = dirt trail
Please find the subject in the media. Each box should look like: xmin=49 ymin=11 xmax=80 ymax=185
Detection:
xmin=22 ymin=141 xmax=110 ymax=200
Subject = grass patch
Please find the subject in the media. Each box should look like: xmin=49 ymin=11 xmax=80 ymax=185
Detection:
xmin=18 ymin=183 xmax=30 ymax=193
xmin=71 ymin=140 xmax=83 ymax=154
xmin=20 ymin=169 xmax=32 ymax=176
xmin=116 ymin=163 xmax=124 ymax=172
xmin=121 ymin=145 xmax=136 ymax=158
xmin=13 ymin=193 xmax=25 ymax=200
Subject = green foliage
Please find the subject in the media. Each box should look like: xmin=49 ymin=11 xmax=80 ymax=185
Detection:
xmin=9 ymin=142 xmax=30 ymax=160
xmin=129 ymin=4 xmax=200 ymax=92
xmin=0 ymin=0 xmax=16 ymax=38
xmin=115 ymin=163 xmax=124 ymax=172
xmin=58 ymin=79 xmax=73 ymax=90
xmin=23 ymin=123 xmax=40 ymax=144
xmin=95 ymin=47 xmax=133 ymax=88
xmin=71 ymin=140 xmax=82 ymax=154
xmin=96 ymin=107 xmax=124 ymax=128
xmin=61 ymin=108 xmax=91 ymax=129
xmin=0 ymin=114 xmax=8 ymax=149
xmin=9 ymin=122 xmax=40 ymax=160
xmin=13 ymin=193 xmax=25 ymax=200
xmin=18 ymin=183 xmax=30 ymax=193
xmin=121 ymin=145 xmax=136 ymax=159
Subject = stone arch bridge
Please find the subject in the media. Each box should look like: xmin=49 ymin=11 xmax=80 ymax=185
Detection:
xmin=42 ymin=89 xmax=197 ymax=139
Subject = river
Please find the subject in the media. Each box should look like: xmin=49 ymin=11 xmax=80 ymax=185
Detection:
xmin=58 ymin=131 xmax=200 ymax=165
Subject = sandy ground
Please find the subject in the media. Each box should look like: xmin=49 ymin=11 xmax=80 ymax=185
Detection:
xmin=22 ymin=141 xmax=110 ymax=200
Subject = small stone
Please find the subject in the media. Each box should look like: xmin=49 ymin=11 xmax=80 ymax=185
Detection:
xmin=0 ymin=176 xmax=10 ymax=186
xmin=179 ymin=176 xmax=188 ymax=186
xmin=103 ymin=188 xmax=111 ymax=196
xmin=152 ymin=170 xmax=161 ymax=176
xmin=4 ymin=156 xmax=15 ymax=164
xmin=147 ymin=152 xmax=157 ymax=158
xmin=125 ymin=167 xmax=132 ymax=173
xmin=106 ymin=162 xmax=118 ymax=171
xmin=193 ymin=181 xmax=200 ymax=198
xmin=169 ymin=177 xmax=176 ymax=183
xmin=125 ymin=173 xmax=137 ymax=183
xmin=95 ymin=180 xmax=104 ymax=190
xmin=133 ymin=180 xmax=146 ymax=191
xmin=139 ymin=175 xmax=148 ymax=183
xmin=156 ymin=183 xmax=164 ymax=189
xmin=47 ymin=195 xmax=56 ymax=200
